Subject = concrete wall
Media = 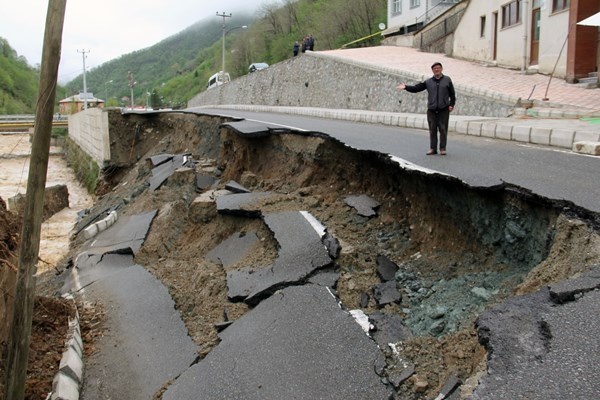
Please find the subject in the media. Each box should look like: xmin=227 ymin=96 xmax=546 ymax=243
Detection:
xmin=68 ymin=108 xmax=110 ymax=167
xmin=188 ymin=51 xmax=516 ymax=118
xmin=413 ymin=1 xmax=467 ymax=54
xmin=453 ymin=1 xmax=495 ymax=63
xmin=540 ymin=7 xmax=569 ymax=77
xmin=382 ymin=33 xmax=416 ymax=47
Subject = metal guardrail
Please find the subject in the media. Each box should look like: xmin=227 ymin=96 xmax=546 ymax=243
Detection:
xmin=415 ymin=0 xmax=462 ymax=26
xmin=0 ymin=115 xmax=68 ymax=131
xmin=0 ymin=114 xmax=67 ymax=124
xmin=418 ymin=9 xmax=464 ymax=50
xmin=0 ymin=114 xmax=36 ymax=122
xmin=0 ymin=115 xmax=69 ymax=132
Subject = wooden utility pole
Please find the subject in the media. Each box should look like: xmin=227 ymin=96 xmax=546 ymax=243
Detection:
xmin=3 ymin=1 xmax=67 ymax=399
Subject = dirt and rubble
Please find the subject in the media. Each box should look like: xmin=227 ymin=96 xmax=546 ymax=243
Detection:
xmin=0 ymin=133 xmax=93 ymax=399
xmin=2 ymin=110 xmax=600 ymax=399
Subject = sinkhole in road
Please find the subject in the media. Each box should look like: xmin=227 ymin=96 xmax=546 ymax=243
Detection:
xmin=90 ymin=111 xmax=600 ymax=398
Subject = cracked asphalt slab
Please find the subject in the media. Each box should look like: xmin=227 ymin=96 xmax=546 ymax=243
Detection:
xmin=149 ymin=154 xmax=193 ymax=191
xmin=162 ymin=284 xmax=393 ymax=400
xmin=79 ymin=258 xmax=197 ymax=400
xmin=61 ymin=210 xmax=197 ymax=400
xmin=61 ymin=211 xmax=158 ymax=293
xmin=226 ymin=210 xmax=333 ymax=305
xmin=472 ymin=266 xmax=600 ymax=399
xmin=66 ymin=189 xmax=395 ymax=399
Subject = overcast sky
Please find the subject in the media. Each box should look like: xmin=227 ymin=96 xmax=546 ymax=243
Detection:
xmin=0 ymin=0 xmax=268 ymax=83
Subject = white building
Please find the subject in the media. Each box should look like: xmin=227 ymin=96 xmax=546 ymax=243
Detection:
xmin=385 ymin=0 xmax=462 ymax=36
xmin=385 ymin=0 xmax=599 ymax=82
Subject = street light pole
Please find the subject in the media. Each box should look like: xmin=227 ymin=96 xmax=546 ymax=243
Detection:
xmin=77 ymin=49 xmax=90 ymax=110
xmin=216 ymin=12 xmax=232 ymax=77
xmin=224 ymin=25 xmax=248 ymax=76
xmin=104 ymin=79 xmax=113 ymax=104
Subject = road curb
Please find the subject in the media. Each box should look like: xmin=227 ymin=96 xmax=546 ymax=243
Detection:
xmin=83 ymin=210 xmax=118 ymax=239
xmin=49 ymin=294 xmax=83 ymax=400
xmin=573 ymin=141 xmax=600 ymax=155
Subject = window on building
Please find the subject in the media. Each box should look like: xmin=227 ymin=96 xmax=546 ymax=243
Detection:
xmin=502 ymin=0 xmax=521 ymax=28
xmin=393 ymin=0 xmax=402 ymax=14
xmin=410 ymin=0 xmax=420 ymax=8
xmin=552 ymin=0 xmax=570 ymax=12
xmin=480 ymin=15 xmax=486 ymax=37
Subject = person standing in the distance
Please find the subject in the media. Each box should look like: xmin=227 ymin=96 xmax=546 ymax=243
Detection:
xmin=397 ymin=62 xmax=456 ymax=155
xmin=293 ymin=41 xmax=300 ymax=56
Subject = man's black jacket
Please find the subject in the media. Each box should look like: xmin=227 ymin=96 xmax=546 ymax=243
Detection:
xmin=405 ymin=75 xmax=456 ymax=111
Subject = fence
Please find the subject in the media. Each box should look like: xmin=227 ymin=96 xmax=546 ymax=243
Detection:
xmin=418 ymin=8 xmax=465 ymax=50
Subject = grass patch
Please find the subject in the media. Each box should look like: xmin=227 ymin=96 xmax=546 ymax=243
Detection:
xmin=580 ymin=117 xmax=600 ymax=125
xmin=63 ymin=137 xmax=100 ymax=193
xmin=51 ymin=127 xmax=68 ymax=138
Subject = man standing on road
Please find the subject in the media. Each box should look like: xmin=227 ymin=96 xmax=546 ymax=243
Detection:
xmin=397 ymin=62 xmax=456 ymax=155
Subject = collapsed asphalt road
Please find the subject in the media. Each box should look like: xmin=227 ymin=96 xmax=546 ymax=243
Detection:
xmin=57 ymin=111 xmax=600 ymax=399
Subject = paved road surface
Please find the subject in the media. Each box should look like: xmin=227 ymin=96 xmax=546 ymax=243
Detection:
xmin=193 ymin=108 xmax=600 ymax=214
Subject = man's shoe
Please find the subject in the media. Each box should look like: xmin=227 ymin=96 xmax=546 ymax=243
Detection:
xmin=426 ymin=149 xmax=437 ymax=155
xmin=440 ymin=149 xmax=447 ymax=155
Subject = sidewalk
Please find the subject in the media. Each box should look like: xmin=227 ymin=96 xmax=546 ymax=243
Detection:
xmin=319 ymin=46 xmax=600 ymax=113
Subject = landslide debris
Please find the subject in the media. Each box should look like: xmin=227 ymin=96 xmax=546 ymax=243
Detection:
xmin=62 ymin=111 xmax=600 ymax=399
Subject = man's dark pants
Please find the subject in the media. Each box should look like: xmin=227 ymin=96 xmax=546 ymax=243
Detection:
xmin=426 ymin=109 xmax=449 ymax=151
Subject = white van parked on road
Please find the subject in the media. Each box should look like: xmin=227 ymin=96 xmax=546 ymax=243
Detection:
xmin=207 ymin=71 xmax=231 ymax=90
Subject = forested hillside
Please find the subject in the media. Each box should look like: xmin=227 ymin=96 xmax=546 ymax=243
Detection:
xmin=64 ymin=13 xmax=256 ymax=109
xmin=70 ymin=0 xmax=386 ymax=109
xmin=0 ymin=38 xmax=39 ymax=114
xmin=167 ymin=0 xmax=387 ymax=107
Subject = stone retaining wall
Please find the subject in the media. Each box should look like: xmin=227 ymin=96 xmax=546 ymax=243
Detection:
xmin=188 ymin=52 xmax=516 ymax=118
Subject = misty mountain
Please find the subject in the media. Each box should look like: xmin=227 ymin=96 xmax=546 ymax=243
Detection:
xmin=64 ymin=13 xmax=256 ymax=108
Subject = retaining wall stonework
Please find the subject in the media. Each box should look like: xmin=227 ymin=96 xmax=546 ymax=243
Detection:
xmin=188 ymin=52 xmax=516 ymax=118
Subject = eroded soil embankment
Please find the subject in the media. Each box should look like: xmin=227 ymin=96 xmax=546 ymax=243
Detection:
xmin=73 ymin=111 xmax=600 ymax=399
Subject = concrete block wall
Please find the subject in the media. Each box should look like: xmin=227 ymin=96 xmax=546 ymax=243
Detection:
xmin=68 ymin=108 xmax=111 ymax=167
xmin=188 ymin=52 xmax=516 ymax=118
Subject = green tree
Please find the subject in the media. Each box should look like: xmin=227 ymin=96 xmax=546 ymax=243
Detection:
xmin=0 ymin=37 xmax=40 ymax=114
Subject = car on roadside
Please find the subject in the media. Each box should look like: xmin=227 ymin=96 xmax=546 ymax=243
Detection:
xmin=207 ymin=71 xmax=230 ymax=90
xmin=248 ymin=63 xmax=269 ymax=73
